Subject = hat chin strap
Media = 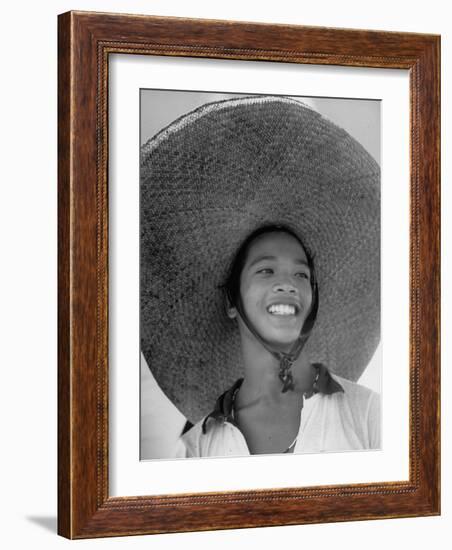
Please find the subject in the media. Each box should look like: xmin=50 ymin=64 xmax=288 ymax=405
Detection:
xmin=234 ymin=283 xmax=319 ymax=393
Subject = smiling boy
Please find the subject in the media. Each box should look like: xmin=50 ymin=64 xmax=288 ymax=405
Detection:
xmin=177 ymin=227 xmax=379 ymax=457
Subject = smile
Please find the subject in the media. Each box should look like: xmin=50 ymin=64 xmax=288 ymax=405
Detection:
xmin=267 ymin=304 xmax=298 ymax=316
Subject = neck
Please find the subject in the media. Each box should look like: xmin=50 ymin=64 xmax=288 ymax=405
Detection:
xmin=239 ymin=330 xmax=313 ymax=400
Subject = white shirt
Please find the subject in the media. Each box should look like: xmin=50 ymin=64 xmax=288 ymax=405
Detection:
xmin=176 ymin=375 xmax=380 ymax=458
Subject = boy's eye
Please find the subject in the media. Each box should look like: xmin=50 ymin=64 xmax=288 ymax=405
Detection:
xmin=294 ymin=271 xmax=309 ymax=279
xmin=256 ymin=268 xmax=273 ymax=275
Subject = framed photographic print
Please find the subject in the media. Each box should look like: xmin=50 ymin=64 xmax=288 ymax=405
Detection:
xmin=58 ymin=11 xmax=440 ymax=538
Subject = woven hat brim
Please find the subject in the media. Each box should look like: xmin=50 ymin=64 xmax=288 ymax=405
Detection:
xmin=141 ymin=96 xmax=380 ymax=422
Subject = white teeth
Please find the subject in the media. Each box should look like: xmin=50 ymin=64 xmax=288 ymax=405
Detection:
xmin=268 ymin=304 xmax=296 ymax=315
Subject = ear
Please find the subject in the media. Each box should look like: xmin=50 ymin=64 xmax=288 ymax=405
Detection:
xmin=223 ymin=292 xmax=238 ymax=319
xmin=227 ymin=305 xmax=238 ymax=319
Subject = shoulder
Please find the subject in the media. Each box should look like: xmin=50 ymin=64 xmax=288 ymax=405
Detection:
xmin=181 ymin=415 xmax=248 ymax=458
xmin=331 ymin=374 xmax=378 ymax=402
xmin=180 ymin=418 xmax=205 ymax=457
xmin=330 ymin=374 xmax=380 ymax=445
xmin=324 ymin=374 xmax=381 ymax=449
xmin=327 ymin=374 xmax=380 ymax=423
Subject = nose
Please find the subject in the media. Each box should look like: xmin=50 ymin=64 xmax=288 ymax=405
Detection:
xmin=272 ymin=281 xmax=297 ymax=294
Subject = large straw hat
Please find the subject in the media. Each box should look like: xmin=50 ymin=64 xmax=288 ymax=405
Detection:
xmin=141 ymin=96 xmax=380 ymax=423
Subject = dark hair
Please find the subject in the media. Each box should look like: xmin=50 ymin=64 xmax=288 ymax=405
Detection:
xmin=223 ymin=224 xmax=316 ymax=309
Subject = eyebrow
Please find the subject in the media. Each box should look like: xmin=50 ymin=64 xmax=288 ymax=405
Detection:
xmin=247 ymin=255 xmax=310 ymax=269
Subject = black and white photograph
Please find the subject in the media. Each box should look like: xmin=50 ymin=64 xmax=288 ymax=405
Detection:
xmin=140 ymin=91 xmax=381 ymax=460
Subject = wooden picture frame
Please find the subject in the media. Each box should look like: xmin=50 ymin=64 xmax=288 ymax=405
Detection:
xmin=58 ymin=11 xmax=440 ymax=539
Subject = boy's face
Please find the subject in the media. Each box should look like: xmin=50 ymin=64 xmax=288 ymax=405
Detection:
xmin=237 ymin=232 xmax=313 ymax=351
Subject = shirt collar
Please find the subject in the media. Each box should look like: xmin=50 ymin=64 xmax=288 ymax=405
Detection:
xmin=202 ymin=364 xmax=344 ymax=434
